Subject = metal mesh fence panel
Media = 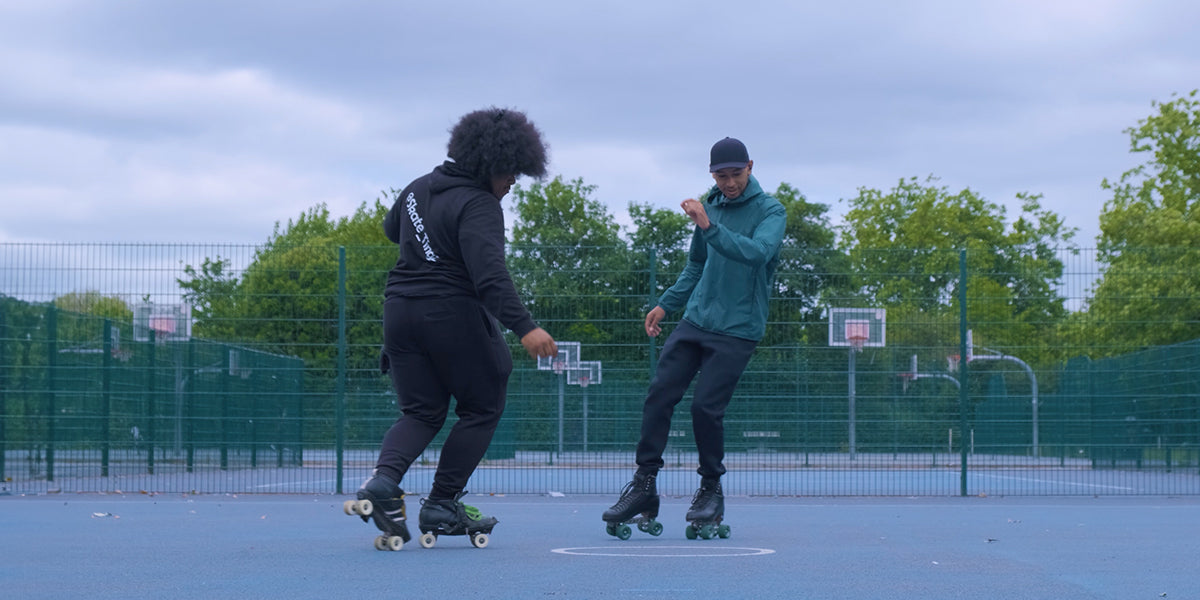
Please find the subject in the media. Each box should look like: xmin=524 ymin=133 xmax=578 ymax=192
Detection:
xmin=1 ymin=243 xmax=1197 ymax=495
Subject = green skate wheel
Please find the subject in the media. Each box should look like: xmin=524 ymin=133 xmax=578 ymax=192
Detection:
xmin=717 ymin=524 xmax=731 ymax=539
xmin=471 ymin=532 xmax=490 ymax=548
xmin=605 ymin=523 xmax=617 ymax=537
xmin=419 ymin=532 xmax=437 ymax=549
xmin=648 ymin=521 xmax=663 ymax=536
xmin=616 ymin=524 xmax=632 ymax=541
xmin=699 ymin=525 xmax=715 ymax=539
xmin=387 ymin=535 xmax=404 ymax=551
xmin=685 ymin=525 xmax=698 ymax=540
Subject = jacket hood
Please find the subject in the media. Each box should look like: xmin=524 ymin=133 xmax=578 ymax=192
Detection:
xmin=431 ymin=161 xmax=490 ymax=195
xmin=705 ymin=174 xmax=766 ymax=207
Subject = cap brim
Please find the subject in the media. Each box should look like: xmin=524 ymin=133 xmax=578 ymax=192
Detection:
xmin=709 ymin=161 xmax=749 ymax=172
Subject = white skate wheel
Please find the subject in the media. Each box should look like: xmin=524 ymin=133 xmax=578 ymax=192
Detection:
xmin=387 ymin=535 xmax=404 ymax=551
xmin=355 ymin=499 xmax=373 ymax=516
xmin=343 ymin=500 xmax=356 ymax=515
xmin=419 ymin=532 xmax=437 ymax=548
xmin=471 ymin=532 xmax=489 ymax=548
xmin=374 ymin=535 xmax=388 ymax=550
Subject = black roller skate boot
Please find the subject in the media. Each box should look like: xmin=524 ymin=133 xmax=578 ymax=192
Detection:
xmin=685 ymin=478 xmax=730 ymax=540
xmin=602 ymin=471 xmax=663 ymax=540
xmin=417 ymin=491 xmax=498 ymax=549
xmin=343 ymin=471 xmax=411 ymax=551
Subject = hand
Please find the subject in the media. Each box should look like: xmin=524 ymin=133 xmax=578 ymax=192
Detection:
xmin=520 ymin=327 xmax=557 ymax=359
xmin=644 ymin=306 xmax=666 ymax=337
xmin=680 ymin=198 xmax=711 ymax=230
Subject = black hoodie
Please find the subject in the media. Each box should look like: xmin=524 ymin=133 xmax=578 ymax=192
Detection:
xmin=382 ymin=162 xmax=537 ymax=338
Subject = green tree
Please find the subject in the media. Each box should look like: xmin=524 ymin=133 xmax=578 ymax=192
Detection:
xmin=179 ymin=198 xmax=393 ymax=375
xmin=626 ymin=201 xmax=692 ymax=309
xmin=53 ymin=290 xmax=132 ymax=321
xmin=508 ymin=177 xmax=631 ymax=349
xmin=1087 ymin=90 xmax=1200 ymax=352
xmin=52 ymin=291 xmax=133 ymax=349
xmin=766 ymin=183 xmax=846 ymax=347
xmin=840 ymin=176 xmax=1076 ymax=368
xmin=179 ymin=257 xmax=239 ymax=340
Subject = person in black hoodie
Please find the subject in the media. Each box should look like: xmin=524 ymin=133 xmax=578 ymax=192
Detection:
xmin=351 ymin=107 xmax=557 ymax=548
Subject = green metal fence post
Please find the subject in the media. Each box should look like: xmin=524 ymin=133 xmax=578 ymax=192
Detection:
xmin=958 ymin=249 xmax=970 ymax=496
xmin=336 ymin=246 xmax=347 ymax=495
xmin=0 ymin=305 xmax=7 ymax=483
xmin=186 ymin=339 xmax=195 ymax=473
xmin=102 ymin=319 xmax=112 ymax=477
xmin=147 ymin=329 xmax=156 ymax=474
xmin=45 ymin=305 xmax=57 ymax=482
xmin=647 ymin=246 xmax=658 ymax=373
xmin=221 ymin=347 xmax=230 ymax=471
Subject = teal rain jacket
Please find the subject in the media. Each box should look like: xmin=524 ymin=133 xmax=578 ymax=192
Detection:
xmin=657 ymin=174 xmax=786 ymax=342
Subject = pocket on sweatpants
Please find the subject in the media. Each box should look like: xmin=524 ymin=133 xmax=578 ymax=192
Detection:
xmin=477 ymin=307 xmax=499 ymax=338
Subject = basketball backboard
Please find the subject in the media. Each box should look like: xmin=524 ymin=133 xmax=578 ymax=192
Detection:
xmin=828 ymin=308 xmax=886 ymax=348
xmin=537 ymin=341 xmax=581 ymax=374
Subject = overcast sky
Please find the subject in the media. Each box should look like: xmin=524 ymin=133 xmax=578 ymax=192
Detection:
xmin=2 ymin=0 xmax=1197 ymax=249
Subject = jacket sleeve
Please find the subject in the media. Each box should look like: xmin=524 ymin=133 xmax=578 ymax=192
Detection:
xmin=700 ymin=201 xmax=786 ymax=266
xmin=457 ymin=195 xmax=538 ymax=338
xmin=656 ymin=226 xmax=706 ymax=314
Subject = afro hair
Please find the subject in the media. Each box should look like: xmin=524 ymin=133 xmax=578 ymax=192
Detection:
xmin=446 ymin=107 xmax=549 ymax=184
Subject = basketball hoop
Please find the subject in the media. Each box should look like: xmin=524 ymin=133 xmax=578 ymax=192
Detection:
xmin=947 ymin=354 xmax=960 ymax=372
xmin=578 ymin=375 xmax=589 ymax=389
xmin=844 ymin=320 xmax=870 ymax=352
xmin=552 ymin=359 xmax=566 ymax=375
xmin=898 ymin=372 xmax=914 ymax=393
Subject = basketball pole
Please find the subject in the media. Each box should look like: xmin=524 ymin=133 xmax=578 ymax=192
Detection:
xmin=848 ymin=345 xmax=857 ymax=461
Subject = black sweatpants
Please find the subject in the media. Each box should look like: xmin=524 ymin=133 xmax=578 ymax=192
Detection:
xmin=376 ymin=295 xmax=513 ymax=499
xmin=635 ymin=320 xmax=758 ymax=479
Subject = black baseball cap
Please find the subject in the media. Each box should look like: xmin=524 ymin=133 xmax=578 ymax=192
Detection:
xmin=709 ymin=137 xmax=750 ymax=172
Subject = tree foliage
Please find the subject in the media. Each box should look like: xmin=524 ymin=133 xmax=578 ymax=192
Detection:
xmin=1086 ymin=90 xmax=1200 ymax=352
xmin=839 ymin=176 xmax=1076 ymax=366
xmin=179 ymin=198 xmax=393 ymax=375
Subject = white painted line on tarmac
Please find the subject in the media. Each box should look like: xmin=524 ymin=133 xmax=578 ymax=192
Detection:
xmin=976 ymin=473 xmax=1135 ymax=491
xmin=551 ymin=545 xmax=775 ymax=557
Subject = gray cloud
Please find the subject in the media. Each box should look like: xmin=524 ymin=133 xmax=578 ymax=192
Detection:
xmin=1 ymin=0 xmax=1197 ymax=247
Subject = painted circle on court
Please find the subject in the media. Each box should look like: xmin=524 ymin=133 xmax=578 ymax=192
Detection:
xmin=551 ymin=545 xmax=775 ymax=557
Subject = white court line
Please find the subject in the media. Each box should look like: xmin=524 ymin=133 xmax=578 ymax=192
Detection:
xmin=976 ymin=473 xmax=1135 ymax=491
xmin=552 ymin=545 xmax=775 ymax=557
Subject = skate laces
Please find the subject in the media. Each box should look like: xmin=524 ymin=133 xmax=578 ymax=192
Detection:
xmin=692 ymin=481 xmax=719 ymax=506
xmin=609 ymin=481 xmax=633 ymax=509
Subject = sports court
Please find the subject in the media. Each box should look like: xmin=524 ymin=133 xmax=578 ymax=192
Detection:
xmin=2 ymin=491 xmax=1197 ymax=599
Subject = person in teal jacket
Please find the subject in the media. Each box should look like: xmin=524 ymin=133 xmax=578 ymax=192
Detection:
xmin=603 ymin=137 xmax=786 ymax=538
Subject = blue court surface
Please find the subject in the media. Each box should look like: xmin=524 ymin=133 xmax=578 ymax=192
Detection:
xmin=2 ymin=492 xmax=1198 ymax=599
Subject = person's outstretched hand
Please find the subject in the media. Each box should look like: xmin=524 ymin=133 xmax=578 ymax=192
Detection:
xmin=520 ymin=327 xmax=558 ymax=359
xmin=644 ymin=306 xmax=666 ymax=337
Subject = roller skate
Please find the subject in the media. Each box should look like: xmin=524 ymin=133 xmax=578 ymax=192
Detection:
xmin=684 ymin=478 xmax=730 ymax=540
xmin=343 ymin=472 xmax=411 ymax=551
xmin=602 ymin=471 xmax=663 ymax=540
xmin=417 ymin=491 xmax=497 ymax=549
